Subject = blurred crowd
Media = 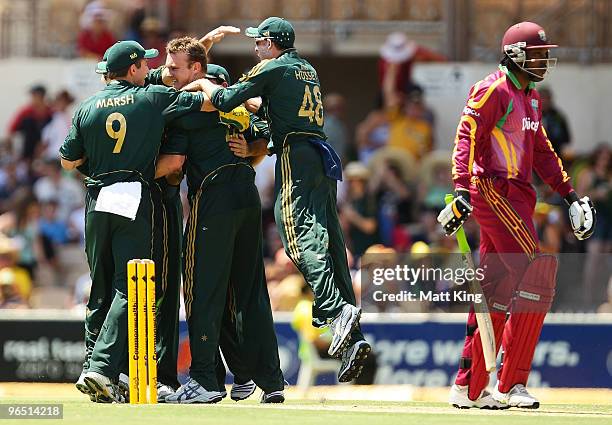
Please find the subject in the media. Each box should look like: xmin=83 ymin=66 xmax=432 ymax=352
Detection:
xmin=0 ymin=9 xmax=610 ymax=315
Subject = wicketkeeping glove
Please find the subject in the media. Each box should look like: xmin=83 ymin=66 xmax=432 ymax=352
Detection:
xmin=437 ymin=190 xmax=473 ymax=236
xmin=219 ymin=106 xmax=250 ymax=132
xmin=565 ymin=192 xmax=596 ymax=240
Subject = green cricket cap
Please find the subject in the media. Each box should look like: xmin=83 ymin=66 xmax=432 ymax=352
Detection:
xmin=99 ymin=40 xmax=158 ymax=73
xmin=245 ymin=17 xmax=295 ymax=48
xmin=205 ymin=64 xmax=231 ymax=85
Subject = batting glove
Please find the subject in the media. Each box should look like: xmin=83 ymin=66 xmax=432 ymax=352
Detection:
xmin=437 ymin=189 xmax=473 ymax=236
xmin=565 ymin=192 xmax=596 ymax=240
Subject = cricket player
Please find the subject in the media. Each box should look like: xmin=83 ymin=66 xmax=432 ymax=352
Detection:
xmin=437 ymin=22 xmax=596 ymax=409
xmin=60 ymin=40 xmax=211 ymax=402
xmin=195 ymin=17 xmax=371 ymax=382
xmin=154 ymin=37 xmax=286 ymax=404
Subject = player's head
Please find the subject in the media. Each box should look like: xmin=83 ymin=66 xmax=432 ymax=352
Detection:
xmin=165 ymin=37 xmax=208 ymax=89
xmin=501 ymin=21 xmax=557 ymax=82
xmin=245 ymin=17 xmax=295 ymax=60
xmin=205 ymin=64 xmax=231 ymax=88
xmin=101 ymin=41 xmax=157 ymax=86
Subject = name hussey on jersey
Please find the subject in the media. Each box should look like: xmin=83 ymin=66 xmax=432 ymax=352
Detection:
xmin=96 ymin=95 xmax=135 ymax=109
xmin=522 ymin=117 xmax=540 ymax=132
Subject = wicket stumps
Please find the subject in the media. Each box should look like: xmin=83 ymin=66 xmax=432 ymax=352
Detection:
xmin=127 ymin=259 xmax=157 ymax=404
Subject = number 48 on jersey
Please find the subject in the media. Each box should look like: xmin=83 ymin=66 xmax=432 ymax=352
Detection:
xmin=298 ymin=85 xmax=324 ymax=126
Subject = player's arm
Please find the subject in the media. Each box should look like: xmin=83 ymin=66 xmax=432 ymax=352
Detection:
xmin=59 ymin=110 xmax=87 ymax=171
xmin=438 ymin=80 xmax=506 ymax=235
xmin=155 ymin=125 xmax=188 ymax=178
xmin=534 ymin=125 xmax=596 ymax=240
xmin=205 ymin=60 xmax=283 ymax=112
xmin=198 ymin=26 xmax=241 ymax=54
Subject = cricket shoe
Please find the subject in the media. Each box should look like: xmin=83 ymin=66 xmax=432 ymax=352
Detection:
xmin=118 ymin=373 xmax=129 ymax=402
xmin=327 ymin=304 xmax=361 ymax=357
xmin=231 ymin=380 xmax=257 ymax=401
xmin=165 ymin=378 xmax=224 ymax=404
xmin=448 ymin=384 xmax=509 ymax=409
xmin=157 ymin=382 xmax=176 ymax=403
xmin=260 ymin=390 xmax=285 ymax=404
xmin=84 ymin=371 xmax=125 ymax=403
xmin=493 ymin=383 xmax=539 ymax=409
xmin=338 ymin=340 xmax=371 ymax=382
xmin=76 ymin=371 xmax=91 ymax=395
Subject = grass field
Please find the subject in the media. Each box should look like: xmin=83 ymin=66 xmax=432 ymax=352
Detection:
xmin=2 ymin=385 xmax=612 ymax=425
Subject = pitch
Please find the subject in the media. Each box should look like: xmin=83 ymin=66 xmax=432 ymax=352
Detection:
xmin=2 ymin=390 xmax=611 ymax=425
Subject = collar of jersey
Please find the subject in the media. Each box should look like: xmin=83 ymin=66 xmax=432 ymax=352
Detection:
xmin=106 ymin=79 xmax=135 ymax=88
xmin=498 ymin=64 xmax=535 ymax=91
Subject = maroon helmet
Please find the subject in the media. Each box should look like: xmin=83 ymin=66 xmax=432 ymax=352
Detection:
xmin=501 ymin=22 xmax=558 ymax=81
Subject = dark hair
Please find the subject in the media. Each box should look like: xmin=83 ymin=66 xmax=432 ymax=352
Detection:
xmin=166 ymin=36 xmax=207 ymax=71
xmin=107 ymin=59 xmax=144 ymax=79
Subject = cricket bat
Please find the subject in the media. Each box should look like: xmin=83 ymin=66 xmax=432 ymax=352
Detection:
xmin=445 ymin=194 xmax=496 ymax=372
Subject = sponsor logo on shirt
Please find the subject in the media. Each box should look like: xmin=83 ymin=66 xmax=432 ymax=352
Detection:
xmin=463 ymin=106 xmax=481 ymax=117
xmin=522 ymin=117 xmax=540 ymax=132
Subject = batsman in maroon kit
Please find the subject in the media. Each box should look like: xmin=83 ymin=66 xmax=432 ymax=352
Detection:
xmin=438 ymin=22 xmax=596 ymax=409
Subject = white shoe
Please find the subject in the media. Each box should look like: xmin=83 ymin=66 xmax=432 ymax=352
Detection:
xmin=260 ymin=390 xmax=285 ymax=404
xmin=118 ymin=373 xmax=129 ymax=401
xmin=493 ymin=383 xmax=539 ymax=409
xmin=157 ymin=383 xmax=175 ymax=403
xmin=449 ymin=384 xmax=509 ymax=409
xmin=165 ymin=378 xmax=223 ymax=404
xmin=231 ymin=380 xmax=257 ymax=401
xmin=328 ymin=304 xmax=361 ymax=357
xmin=84 ymin=371 xmax=125 ymax=403
xmin=76 ymin=371 xmax=90 ymax=395
xmin=338 ymin=340 xmax=371 ymax=382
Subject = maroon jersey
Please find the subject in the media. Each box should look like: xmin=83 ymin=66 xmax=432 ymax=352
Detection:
xmin=452 ymin=65 xmax=572 ymax=197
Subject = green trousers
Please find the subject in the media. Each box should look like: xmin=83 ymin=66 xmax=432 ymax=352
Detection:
xmin=274 ymin=140 xmax=364 ymax=342
xmin=86 ymin=185 xmax=154 ymax=378
xmin=183 ymin=168 xmax=284 ymax=393
xmin=151 ymin=182 xmax=183 ymax=389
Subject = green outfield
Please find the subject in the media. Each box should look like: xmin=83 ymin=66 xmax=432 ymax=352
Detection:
xmin=2 ymin=396 xmax=612 ymax=425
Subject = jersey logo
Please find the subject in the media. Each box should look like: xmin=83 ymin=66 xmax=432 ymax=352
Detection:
xmin=522 ymin=117 xmax=540 ymax=132
xmin=463 ymin=106 xmax=481 ymax=117
xmin=531 ymin=99 xmax=538 ymax=110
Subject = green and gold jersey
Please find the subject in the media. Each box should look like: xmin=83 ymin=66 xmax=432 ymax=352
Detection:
xmin=161 ymin=109 xmax=269 ymax=196
xmin=210 ymin=49 xmax=325 ymax=153
xmin=60 ymin=80 xmax=203 ymax=187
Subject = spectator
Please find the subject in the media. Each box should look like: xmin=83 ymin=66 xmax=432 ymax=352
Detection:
xmin=382 ymin=63 xmax=433 ymax=160
xmin=355 ymin=108 xmax=389 ymax=164
xmin=368 ymin=148 xmax=416 ymax=248
xmin=77 ymin=6 xmax=116 ymax=59
xmin=41 ymin=90 xmax=75 ymax=161
xmin=540 ymin=87 xmax=571 ymax=157
xmin=340 ymin=162 xmax=379 ymax=259
xmin=0 ymin=191 xmax=42 ymax=280
xmin=0 ymin=235 xmax=32 ymax=304
xmin=0 ymin=160 xmax=29 ymax=213
xmin=33 ymin=159 xmax=84 ymax=222
xmin=323 ymin=93 xmax=349 ymax=162
xmin=577 ymin=144 xmax=612 ymax=309
xmin=0 ymin=269 xmax=28 ymax=309
xmin=5 ymin=85 xmax=52 ymax=164
xmin=378 ymin=32 xmax=446 ymax=95
xmin=140 ymin=17 xmax=167 ymax=69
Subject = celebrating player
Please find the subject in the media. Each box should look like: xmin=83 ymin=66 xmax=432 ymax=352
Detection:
xmin=154 ymin=37 xmax=286 ymax=404
xmin=438 ymin=22 xmax=596 ymax=409
xmin=60 ymin=40 xmax=211 ymax=402
xmin=194 ymin=17 xmax=371 ymax=382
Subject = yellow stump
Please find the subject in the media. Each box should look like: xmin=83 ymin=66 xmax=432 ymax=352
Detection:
xmin=145 ymin=259 xmax=157 ymax=404
xmin=127 ymin=260 xmax=139 ymax=404
xmin=127 ymin=258 xmax=158 ymax=404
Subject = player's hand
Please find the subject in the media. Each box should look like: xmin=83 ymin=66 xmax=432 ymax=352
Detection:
xmin=437 ymin=190 xmax=473 ymax=236
xmin=199 ymin=26 xmax=241 ymax=52
xmin=228 ymin=134 xmax=250 ymax=158
xmin=565 ymin=192 xmax=596 ymax=240
xmin=244 ymin=97 xmax=262 ymax=113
